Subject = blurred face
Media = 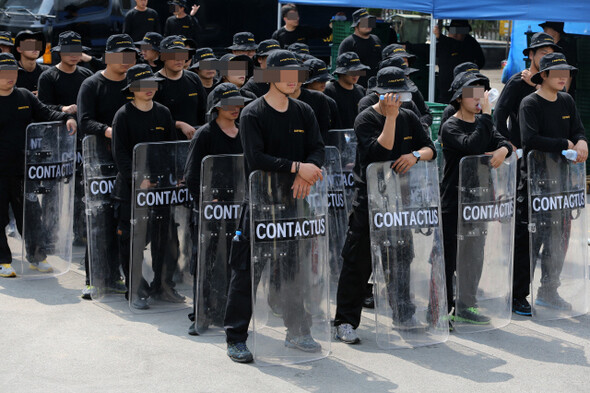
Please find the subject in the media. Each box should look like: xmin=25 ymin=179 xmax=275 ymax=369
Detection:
xmin=105 ymin=51 xmax=137 ymax=73
xmin=543 ymin=27 xmax=561 ymax=43
xmin=197 ymin=67 xmax=216 ymax=80
xmin=0 ymin=69 xmax=17 ymax=91
xmin=136 ymin=0 xmax=148 ymax=9
xmin=233 ymin=49 xmax=255 ymax=59
xmin=257 ymin=56 xmax=267 ymax=69
xmin=0 ymin=44 xmax=11 ymax=53
xmin=224 ymin=69 xmax=246 ymax=87
xmin=339 ymin=73 xmax=359 ymax=85
xmin=459 ymin=86 xmax=485 ymax=114
xmin=172 ymin=4 xmax=184 ymax=16
xmin=530 ymin=46 xmax=554 ymax=70
xmin=542 ymin=69 xmax=569 ymax=90
xmin=284 ymin=10 xmax=299 ymax=28
xmin=162 ymin=52 xmax=188 ymax=73
xmin=356 ymin=26 xmax=373 ymax=37
xmin=60 ymin=52 xmax=82 ymax=66
xmin=274 ymin=69 xmax=301 ymax=94
xmin=448 ymin=33 xmax=466 ymax=41
xmin=141 ymin=48 xmax=159 ymax=62
xmin=307 ymin=80 xmax=326 ymax=92
xmin=17 ymin=39 xmax=42 ymax=60
xmin=131 ymin=81 xmax=158 ymax=100
xmin=218 ymin=105 xmax=243 ymax=121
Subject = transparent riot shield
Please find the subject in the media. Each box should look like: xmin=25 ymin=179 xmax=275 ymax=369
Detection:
xmin=527 ymin=151 xmax=588 ymax=320
xmin=327 ymin=129 xmax=356 ymax=211
xmin=83 ymin=135 xmax=122 ymax=301
xmin=434 ymin=140 xmax=444 ymax=183
xmin=250 ymin=171 xmax=331 ymax=365
xmin=194 ymin=154 xmax=245 ymax=335
xmin=324 ymin=147 xmax=348 ymax=306
xmin=367 ymin=160 xmax=448 ymax=349
xmin=129 ymin=141 xmax=193 ymax=313
xmin=18 ymin=122 xmax=75 ymax=278
xmin=455 ymin=154 xmax=517 ymax=333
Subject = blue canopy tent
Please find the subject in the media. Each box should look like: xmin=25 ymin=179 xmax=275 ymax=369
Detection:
xmin=281 ymin=0 xmax=590 ymax=101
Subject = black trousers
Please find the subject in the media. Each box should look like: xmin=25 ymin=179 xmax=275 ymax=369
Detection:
xmin=224 ymin=204 xmax=313 ymax=344
xmin=334 ymin=195 xmax=416 ymax=328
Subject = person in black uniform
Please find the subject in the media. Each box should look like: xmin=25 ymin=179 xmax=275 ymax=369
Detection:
xmin=338 ymin=9 xmax=382 ymax=87
xmin=440 ymin=62 xmax=481 ymax=128
xmin=288 ymin=42 xmax=316 ymax=62
xmin=289 ymin=74 xmax=331 ymax=142
xmin=271 ymin=3 xmax=332 ymax=48
xmin=12 ymin=30 xmax=49 ymax=95
xmin=381 ymin=43 xmax=415 ymax=63
xmin=188 ymin=48 xmax=218 ymax=98
xmin=0 ymin=53 xmax=77 ymax=278
xmin=514 ymin=52 xmax=587 ymax=312
xmin=539 ymin=21 xmax=577 ymax=97
xmin=241 ymin=39 xmax=281 ymax=98
xmin=223 ymin=50 xmax=325 ymax=363
xmin=333 ymin=66 xmax=436 ymax=343
xmin=77 ymin=34 xmax=139 ymax=298
xmin=439 ymin=71 xmax=511 ymax=325
xmin=324 ymin=52 xmax=368 ymax=129
xmin=155 ymin=36 xmax=206 ymax=140
xmin=227 ymin=32 xmax=258 ymax=59
xmin=0 ymin=31 xmax=13 ymax=54
xmin=184 ymin=82 xmax=252 ymax=335
xmin=216 ymin=54 xmax=257 ymax=101
xmin=164 ymin=0 xmax=201 ymax=44
xmin=434 ymin=20 xmax=485 ymax=103
xmin=135 ymin=32 xmax=163 ymax=72
xmin=112 ymin=64 xmax=178 ymax=310
xmin=123 ymin=0 xmax=161 ymax=42
xmin=302 ymin=58 xmax=340 ymax=130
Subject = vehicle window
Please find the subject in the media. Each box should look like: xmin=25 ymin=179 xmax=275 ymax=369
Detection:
xmin=55 ymin=0 xmax=109 ymax=20
xmin=0 ymin=0 xmax=43 ymax=14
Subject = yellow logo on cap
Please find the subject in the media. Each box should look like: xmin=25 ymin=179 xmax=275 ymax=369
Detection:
xmin=0 ymin=58 xmax=14 ymax=63
xmin=350 ymin=58 xmax=360 ymax=62
xmin=134 ymin=70 xmax=150 ymax=78
xmin=222 ymin=89 xmax=239 ymax=95
xmin=552 ymin=58 xmax=566 ymax=63
xmin=562 ymin=115 xmax=570 ymax=119
xmin=293 ymin=129 xmax=305 ymax=133
xmin=72 ymin=39 xmax=81 ymax=42
xmin=173 ymin=41 xmax=184 ymax=45
xmin=202 ymin=52 xmax=214 ymax=58
xmin=359 ymin=11 xmax=368 ymax=16
xmin=116 ymin=41 xmax=132 ymax=45
xmin=18 ymin=106 xmax=30 ymax=110
xmin=394 ymin=48 xmax=404 ymax=52
xmin=404 ymin=136 xmax=413 ymax=140
xmin=318 ymin=67 xmax=326 ymax=72
xmin=155 ymin=126 xmax=165 ymax=130
xmin=280 ymin=57 xmax=298 ymax=62
xmin=388 ymin=78 xmax=405 ymax=83
xmin=267 ymin=44 xmax=280 ymax=49
xmin=466 ymin=68 xmax=478 ymax=72
xmin=188 ymin=92 xmax=198 ymax=96
xmin=248 ymin=38 xmax=255 ymax=42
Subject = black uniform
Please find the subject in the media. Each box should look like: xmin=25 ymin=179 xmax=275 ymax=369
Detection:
xmin=16 ymin=63 xmax=50 ymax=93
xmin=164 ymin=15 xmax=200 ymax=43
xmin=436 ymin=35 xmax=485 ymax=103
xmin=224 ymin=96 xmax=324 ymax=344
xmin=324 ymin=93 xmax=341 ymax=130
xmin=155 ymin=70 xmax=207 ymax=138
xmin=440 ymin=114 xmax=511 ymax=311
xmin=0 ymin=88 xmax=71 ymax=265
xmin=324 ymin=81 xmax=365 ymax=129
xmin=241 ymin=78 xmax=269 ymax=98
xmin=556 ymin=37 xmax=578 ymax=98
xmin=123 ymin=8 xmax=161 ymax=42
xmin=271 ymin=25 xmax=331 ymax=48
xmin=338 ymin=34 xmax=382 ymax=87
xmin=513 ymin=92 xmax=586 ymax=299
xmin=296 ymin=88 xmax=331 ymax=142
xmin=334 ymin=107 xmax=435 ymax=328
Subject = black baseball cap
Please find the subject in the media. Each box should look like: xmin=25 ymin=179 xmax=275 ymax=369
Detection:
xmin=189 ymin=47 xmax=217 ymax=70
xmin=13 ymin=30 xmax=46 ymax=60
xmin=303 ymin=58 xmax=334 ymax=85
xmin=255 ymin=39 xmax=281 ymax=62
xmin=51 ymin=31 xmax=90 ymax=53
xmin=379 ymin=55 xmax=418 ymax=75
xmin=105 ymin=34 xmax=139 ymax=53
xmin=372 ymin=66 xmax=412 ymax=95
xmin=381 ymin=43 xmax=415 ymax=60
xmin=168 ymin=0 xmax=187 ymax=7
xmin=522 ymin=32 xmax=561 ymax=56
xmin=453 ymin=62 xmax=480 ymax=78
xmin=0 ymin=52 xmax=18 ymax=70
xmin=539 ymin=21 xmax=565 ymax=34
xmin=207 ymin=82 xmax=252 ymax=114
xmin=531 ymin=52 xmax=577 ymax=85
xmin=334 ymin=52 xmax=370 ymax=75
xmin=449 ymin=71 xmax=490 ymax=104
xmin=266 ymin=49 xmax=307 ymax=70
xmin=0 ymin=31 xmax=13 ymax=47
xmin=351 ymin=9 xmax=375 ymax=28
xmin=122 ymin=63 xmax=164 ymax=91
xmin=227 ymin=32 xmax=258 ymax=51
xmin=135 ymin=32 xmax=163 ymax=52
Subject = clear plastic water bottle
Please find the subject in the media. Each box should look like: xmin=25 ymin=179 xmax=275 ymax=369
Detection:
xmin=516 ymin=149 xmax=523 ymax=159
xmin=233 ymin=230 xmax=242 ymax=242
xmin=562 ymin=149 xmax=578 ymax=161
xmin=488 ymin=88 xmax=500 ymax=104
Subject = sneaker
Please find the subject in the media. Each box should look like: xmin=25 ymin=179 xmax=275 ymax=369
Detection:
xmin=335 ymin=323 xmax=360 ymax=344
xmin=512 ymin=297 xmax=532 ymax=316
xmin=153 ymin=286 xmax=185 ymax=303
xmin=131 ymin=297 xmax=149 ymax=310
xmin=29 ymin=260 xmax=53 ymax=273
xmin=393 ymin=315 xmax=426 ymax=331
xmin=285 ymin=333 xmax=322 ymax=353
xmin=188 ymin=322 xmax=198 ymax=336
xmin=81 ymin=285 xmax=96 ymax=300
xmin=535 ymin=291 xmax=572 ymax=311
xmin=106 ymin=280 xmax=127 ymax=294
xmin=227 ymin=342 xmax=253 ymax=363
xmin=455 ymin=307 xmax=491 ymax=325
xmin=363 ymin=295 xmax=375 ymax=309
xmin=0 ymin=264 xmax=16 ymax=278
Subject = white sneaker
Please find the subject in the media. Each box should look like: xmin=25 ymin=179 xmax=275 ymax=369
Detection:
xmin=29 ymin=260 xmax=54 ymax=273
xmin=0 ymin=264 xmax=16 ymax=278
xmin=335 ymin=323 xmax=360 ymax=344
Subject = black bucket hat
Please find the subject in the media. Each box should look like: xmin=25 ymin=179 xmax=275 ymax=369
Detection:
xmin=449 ymin=71 xmax=490 ymax=104
xmin=135 ymin=32 xmax=163 ymax=52
xmin=105 ymin=34 xmax=140 ymax=53
xmin=227 ymin=32 xmax=258 ymax=51
xmin=522 ymin=32 xmax=561 ymax=56
xmin=13 ymin=30 xmax=46 ymax=60
xmin=266 ymin=49 xmax=307 ymax=70
xmin=381 ymin=43 xmax=415 ymax=60
xmin=287 ymin=42 xmax=310 ymax=55
xmin=303 ymin=58 xmax=334 ymax=85
xmin=453 ymin=62 xmax=479 ymax=78
xmin=379 ymin=55 xmax=418 ymax=75
xmin=531 ymin=52 xmax=577 ymax=85
xmin=160 ymin=35 xmax=188 ymax=51
xmin=168 ymin=0 xmax=187 ymax=7
xmin=219 ymin=53 xmax=254 ymax=79
xmin=206 ymin=82 xmax=252 ymax=114
xmin=539 ymin=21 xmax=565 ymax=34
xmin=254 ymin=39 xmax=281 ymax=62
xmin=189 ymin=47 xmax=217 ymax=70
xmin=51 ymin=31 xmax=90 ymax=53
xmin=122 ymin=63 xmax=164 ymax=91
xmin=351 ymin=9 xmax=375 ymax=28
xmin=0 ymin=52 xmax=18 ymax=70
xmin=373 ymin=66 xmax=412 ymax=95
xmin=0 ymin=31 xmax=13 ymax=47
xmin=447 ymin=19 xmax=472 ymax=33
xmin=334 ymin=52 xmax=370 ymax=75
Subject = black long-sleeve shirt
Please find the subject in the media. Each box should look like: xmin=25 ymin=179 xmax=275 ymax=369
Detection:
xmin=296 ymin=88 xmax=331 ymax=142
xmin=241 ymin=78 xmax=269 ymax=98
xmin=353 ymin=106 xmax=436 ymax=196
xmin=493 ymin=71 xmax=536 ymax=148
xmin=408 ymin=80 xmax=432 ymax=126
xmin=112 ymin=102 xmax=176 ymax=201
xmin=271 ymin=25 xmax=332 ymax=48
xmin=123 ymin=8 xmax=161 ymax=42
xmin=155 ymin=70 xmax=207 ymax=137
xmin=324 ymin=81 xmax=365 ymax=129
xmin=38 ymin=65 xmax=93 ymax=111
xmin=239 ymin=97 xmax=324 ymax=177
xmin=324 ymin=93 xmax=341 ymax=130
xmin=17 ymin=63 xmax=50 ymax=93
xmin=164 ymin=15 xmax=200 ymax=43
xmin=0 ymin=88 xmax=71 ymax=175
xmin=184 ymin=120 xmax=243 ymax=201
xmin=338 ymin=34 xmax=382 ymax=87
xmin=440 ymin=114 xmax=511 ymax=212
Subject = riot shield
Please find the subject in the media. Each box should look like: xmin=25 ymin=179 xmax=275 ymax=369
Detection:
xmin=455 ymin=154 xmax=517 ymax=333
xmin=324 ymin=147 xmax=348 ymax=304
xmin=129 ymin=141 xmax=193 ymax=313
xmin=434 ymin=140 xmax=444 ymax=183
xmin=527 ymin=151 xmax=588 ymax=320
xmin=327 ymin=129 xmax=356 ymax=211
xmin=18 ymin=122 xmax=75 ymax=278
xmin=83 ymin=135 xmax=122 ymax=301
xmin=194 ymin=154 xmax=245 ymax=335
xmin=367 ymin=160 xmax=448 ymax=349
xmin=250 ymin=171 xmax=331 ymax=365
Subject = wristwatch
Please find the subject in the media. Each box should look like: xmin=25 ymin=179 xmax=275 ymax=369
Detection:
xmin=412 ymin=151 xmax=421 ymax=162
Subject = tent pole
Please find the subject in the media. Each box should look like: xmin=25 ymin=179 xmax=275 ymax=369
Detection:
xmin=428 ymin=15 xmax=436 ymax=102
xmin=277 ymin=2 xmax=282 ymax=30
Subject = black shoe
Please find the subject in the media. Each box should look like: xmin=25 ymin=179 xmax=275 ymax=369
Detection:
xmin=535 ymin=291 xmax=572 ymax=311
xmin=363 ymin=295 xmax=375 ymax=309
xmin=131 ymin=297 xmax=149 ymax=310
xmin=455 ymin=307 xmax=491 ymax=324
xmin=188 ymin=322 xmax=198 ymax=336
xmin=227 ymin=342 xmax=253 ymax=363
xmin=512 ymin=297 xmax=532 ymax=316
